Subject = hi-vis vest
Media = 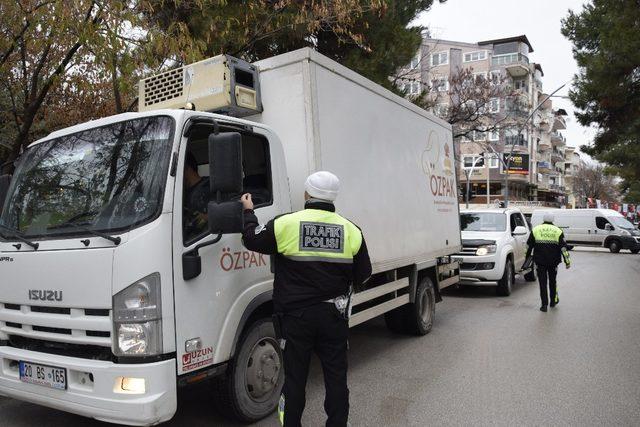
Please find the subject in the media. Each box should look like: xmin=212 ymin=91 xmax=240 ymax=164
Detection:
xmin=532 ymin=223 xmax=563 ymax=244
xmin=273 ymin=209 xmax=363 ymax=263
xmin=532 ymin=223 xmax=571 ymax=265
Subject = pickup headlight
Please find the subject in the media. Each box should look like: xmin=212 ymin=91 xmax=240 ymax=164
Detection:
xmin=476 ymin=245 xmax=497 ymax=256
xmin=113 ymin=273 xmax=162 ymax=356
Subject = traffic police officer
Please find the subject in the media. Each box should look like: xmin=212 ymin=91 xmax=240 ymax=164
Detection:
xmin=240 ymin=171 xmax=372 ymax=427
xmin=526 ymin=213 xmax=571 ymax=312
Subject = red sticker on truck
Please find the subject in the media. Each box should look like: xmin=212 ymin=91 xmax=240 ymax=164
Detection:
xmin=182 ymin=347 xmax=214 ymax=372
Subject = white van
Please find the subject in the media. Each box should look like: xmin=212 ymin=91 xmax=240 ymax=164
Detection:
xmin=531 ymin=209 xmax=640 ymax=254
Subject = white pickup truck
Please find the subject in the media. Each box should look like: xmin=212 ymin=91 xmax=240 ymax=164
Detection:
xmin=455 ymin=208 xmax=536 ymax=295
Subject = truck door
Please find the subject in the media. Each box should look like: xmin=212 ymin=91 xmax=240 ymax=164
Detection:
xmin=171 ymin=123 xmax=287 ymax=375
xmin=594 ymin=216 xmax=612 ymax=245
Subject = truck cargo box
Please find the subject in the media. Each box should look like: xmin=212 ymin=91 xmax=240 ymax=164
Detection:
xmin=250 ymin=48 xmax=462 ymax=272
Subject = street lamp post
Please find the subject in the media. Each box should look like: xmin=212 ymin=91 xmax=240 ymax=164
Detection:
xmin=464 ymin=153 xmax=485 ymax=209
xmin=502 ymin=82 xmax=568 ymax=207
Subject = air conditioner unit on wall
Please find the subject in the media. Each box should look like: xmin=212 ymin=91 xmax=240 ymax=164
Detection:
xmin=138 ymin=55 xmax=262 ymax=117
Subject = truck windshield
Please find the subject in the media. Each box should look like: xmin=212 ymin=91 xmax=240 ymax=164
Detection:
xmin=460 ymin=213 xmax=507 ymax=232
xmin=607 ymin=216 xmax=635 ymax=230
xmin=0 ymin=116 xmax=174 ymax=239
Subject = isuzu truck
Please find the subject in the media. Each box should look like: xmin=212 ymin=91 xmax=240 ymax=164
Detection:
xmin=0 ymin=48 xmax=460 ymax=425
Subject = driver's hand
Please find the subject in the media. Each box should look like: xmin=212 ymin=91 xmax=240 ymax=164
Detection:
xmin=241 ymin=193 xmax=254 ymax=211
xmin=565 ymin=264 xmax=571 ymax=270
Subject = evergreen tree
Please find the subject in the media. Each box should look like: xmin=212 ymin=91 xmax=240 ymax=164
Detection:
xmin=561 ymin=0 xmax=640 ymax=202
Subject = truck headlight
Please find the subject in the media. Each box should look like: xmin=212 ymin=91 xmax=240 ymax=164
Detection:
xmin=620 ymin=229 xmax=631 ymax=236
xmin=113 ymin=273 xmax=162 ymax=356
xmin=476 ymin=245 xmax=497 ymax=256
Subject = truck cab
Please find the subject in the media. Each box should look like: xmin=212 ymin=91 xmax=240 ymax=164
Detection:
xmin=456 ymin=208 xmax=536 ymax=296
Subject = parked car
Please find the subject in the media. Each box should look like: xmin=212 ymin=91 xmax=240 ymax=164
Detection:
xmin=531 ymin=208 xmax=640 ymax=254
xmin=455 ymin=208 xmax=536 ymax=296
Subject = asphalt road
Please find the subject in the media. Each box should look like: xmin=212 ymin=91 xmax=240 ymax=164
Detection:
xmin=1 ymin=247 xmax=639 ymax=426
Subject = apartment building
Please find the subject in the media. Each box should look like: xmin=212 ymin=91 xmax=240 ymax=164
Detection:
xmin=563 ymin=147 xmax=587 ymax=208
xmin=399 ymin=35 xmax=571 ymax=207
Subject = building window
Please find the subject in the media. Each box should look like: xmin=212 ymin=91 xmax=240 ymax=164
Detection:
xmin=463 ymin=155 xmax=484 ymax=169
xmin=490 ymin=70 xmax=502 ymax=85
xmin=472 ymin=131 xmax=486 ymax=142
xmin=431 ymin=51 xmax=449 ymax=67
xmin=431 ymin=77 xmax=449 ymax=92
xmin=489 ymin=98 xmax=500 ymax=113
xmin=489 ymin=154 xmax=499 ymax=168
xmin=473 ymin=71 xmax=487 ymax=84
xmin=504 ymin=129 xmax=526 ymax=146
xmin=463 ymin=51 xmax=487 ymax=62
xmin=489 ymin=129 xmax=499 ymax=141
xmin=514 ymin=79 xmax=527 ymax=91
xmin=434 ymin=103 xmax=449 ymax=117
xmin=410 ymin=52 xmax=420 ymax=69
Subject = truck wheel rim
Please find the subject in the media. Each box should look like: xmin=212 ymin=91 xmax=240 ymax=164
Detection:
xmin=245 ymin=337 xmax=281 ymax=402
xmin=420 ymin=287 xmax=433 ymax=324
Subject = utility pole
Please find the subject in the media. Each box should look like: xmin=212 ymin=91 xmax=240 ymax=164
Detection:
xmin=503 ymin=82 xmax=568 ymax=207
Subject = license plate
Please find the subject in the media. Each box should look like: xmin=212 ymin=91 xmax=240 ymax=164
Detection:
xmin=19 ymin=361 xmax=67 ymax=390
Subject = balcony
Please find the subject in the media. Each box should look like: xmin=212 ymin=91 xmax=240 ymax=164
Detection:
xmin=549 ymin=184 xmax=566 ymax=193
xmin=553 ymin=115 xmax=567 ymax=131
xmin=538 ymin=138 xmax=551 ymax=151
xmin=492 ymin=53 xmax=530 ymax=77
xmin=551 ymin=131 xmax=566 ymax=146
xmin=551 ymin=149 xmax=564 ymax=162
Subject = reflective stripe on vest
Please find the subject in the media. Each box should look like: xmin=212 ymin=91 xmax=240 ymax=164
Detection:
xmin=274 ymin=209 xmax=363 ymax=263
xmin=532 ymin=223 xmax=563 ymax=244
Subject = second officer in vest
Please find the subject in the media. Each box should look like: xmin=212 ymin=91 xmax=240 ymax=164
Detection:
xmin=526 ymin=213 xmax=571 ymax=312
xmin=240 ymin=171 xmax=372 ymax=427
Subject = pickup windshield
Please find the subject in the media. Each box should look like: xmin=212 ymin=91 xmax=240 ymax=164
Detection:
xmin=460 ymin=212 xmax=507 ymax=232
xmin=0 ymin=116 xmax=174 ymax=239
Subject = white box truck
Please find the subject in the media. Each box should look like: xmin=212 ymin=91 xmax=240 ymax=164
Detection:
xmin=0 ymin=48 xmax=460 ymax=425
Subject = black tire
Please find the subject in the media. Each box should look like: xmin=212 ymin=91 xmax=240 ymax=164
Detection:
xmin=566 ymin=245 xmax=574 ymax=251
xmin=496 ymin=258 xmax=514 ymax=296
xmin=213 ymin=319 xmax=284 ymax=423
xmin=631 ymin=249 xmax=639 ymax=254
xmin=608 ymin=239 xmax=622 ymax=253
xmin=383 ymin=276 xmax=435 ymax=336
xmin=524 ymin=269 xmax=537 ymax=282
xmin=405 ymin=276 xmax=436 ymax=336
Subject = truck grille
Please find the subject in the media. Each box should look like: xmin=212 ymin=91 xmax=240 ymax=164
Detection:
xmin=0 ymin=302 xmax=111 ymax=348
xmin=142 ymin=67 xmax=184 ymax=107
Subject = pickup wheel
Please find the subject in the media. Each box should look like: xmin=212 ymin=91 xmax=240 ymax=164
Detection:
xmin=213 ymin=318 xmax=284 ymax=422
xmin=608 ymin=239 xmax=622 ymax=253
xmin=496 ymin=258 xmax=514 ymax=296
xmin=384 ymin=276 xmax=435 ymax=336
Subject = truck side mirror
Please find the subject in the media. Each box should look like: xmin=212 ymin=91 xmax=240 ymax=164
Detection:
xmin=605 ymin=223 xmax=613 ymax=231
xmin=208 ymin=132 xmax=243 ymax=195
xmin=208 ymin=201 xmax=244 ymax=235
xmin=0 ymin=174 xmax=11 ymax=215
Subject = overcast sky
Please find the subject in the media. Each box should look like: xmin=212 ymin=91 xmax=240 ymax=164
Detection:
xmin=415 ymin=0 xmax=597 ymax=153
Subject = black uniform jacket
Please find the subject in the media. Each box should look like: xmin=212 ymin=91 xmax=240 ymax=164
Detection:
xmin=241 ymin=200 xmax=372 ymax=313
xmin=526 ymin=222 xmax=569 ymax=267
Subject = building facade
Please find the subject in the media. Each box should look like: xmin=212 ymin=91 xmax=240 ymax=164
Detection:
xmin=398 ymin=35 xmax=573 ymax=207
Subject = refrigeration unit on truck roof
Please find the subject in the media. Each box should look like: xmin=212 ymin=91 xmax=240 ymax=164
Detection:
xmin=138 ymin=54 xmax=262 ymax=116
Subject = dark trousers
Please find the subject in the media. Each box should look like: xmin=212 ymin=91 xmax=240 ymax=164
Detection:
xmin=280 ymin=303 xmax=349 ymax=427
xmin=536 ymin=264 xmax=558 ymax=306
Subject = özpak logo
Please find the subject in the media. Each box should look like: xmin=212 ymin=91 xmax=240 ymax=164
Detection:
xmin=421 ymin=130 xmax=456 ymax=198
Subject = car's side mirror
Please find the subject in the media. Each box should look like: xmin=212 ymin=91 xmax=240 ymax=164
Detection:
xmin=605 ymin=223 xmax=613 ymax=231
xmin=513 ymin=225 xmax=528 ymax=236
xmin=208 ymin=132 xmax=243 ymax=195
xmin=208 ymin=201 xmax=244 ymax=235
xmin=0 ymin=174 xmax=11 ymax=216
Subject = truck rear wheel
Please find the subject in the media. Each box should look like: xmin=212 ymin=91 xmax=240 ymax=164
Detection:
xmin=496 ymin=259 xmax=514 ymax=296
xmin=213 ymin=319 xmax=284 ymax=422
xmin=631 ymin=249 xmax=639 ymax=254
xmin=383 ymin=276 xmax=435 ymax=336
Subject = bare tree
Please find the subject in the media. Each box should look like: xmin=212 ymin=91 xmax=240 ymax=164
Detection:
xmin=573 ymin=163 xmax=620 ymax=202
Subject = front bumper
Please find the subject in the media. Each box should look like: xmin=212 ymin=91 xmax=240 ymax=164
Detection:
xmin=620 ymin=235 xmax=640 ymax=250
xmin=0 ymin=346 xmax=176 ymax=426
xmin=455 ymin=255 xmax=504 ymax=285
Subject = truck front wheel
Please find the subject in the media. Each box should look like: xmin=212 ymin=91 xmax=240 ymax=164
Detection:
xmin=383 ymin=276 xmax=435 ymax=336
xmin=213 ymin=319 xmax=284 ymax=422
xmin=608 ymin=239 xmax=622 ymax=253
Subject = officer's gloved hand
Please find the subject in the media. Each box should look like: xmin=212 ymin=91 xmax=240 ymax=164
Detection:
xmin=565 ymin=263 xmax=571 ymax=270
